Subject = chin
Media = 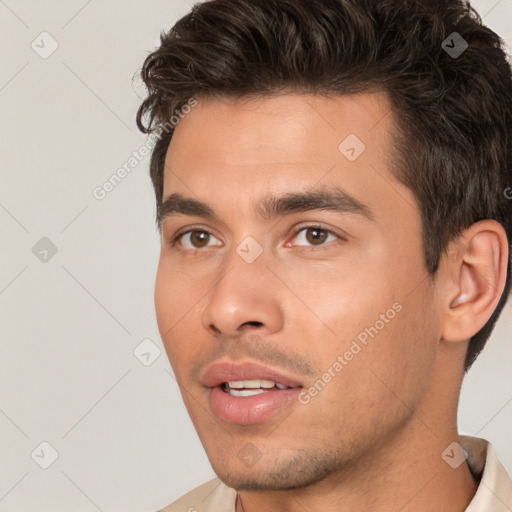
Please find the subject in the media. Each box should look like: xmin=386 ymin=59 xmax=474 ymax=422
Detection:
xmin=209 ymin=451 xmax=339 ymax=491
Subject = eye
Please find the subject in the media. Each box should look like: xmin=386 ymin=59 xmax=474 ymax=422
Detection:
xmin=169 ymin=224 xmax=344 ymax=253
xmin=172 ymin=229 xmax=222 ymax=250
xmin=289 ymin=225 xmax=342 ymax=248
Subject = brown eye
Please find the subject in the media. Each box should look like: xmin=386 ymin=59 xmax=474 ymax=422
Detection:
xmin=189 ymin=231 xmax=210 ymax=248
xmin=292 ymin=226 xmax=338 ymax=247
xmin=175 ymin=229 xmax=222 ymax=250
xmin=305 ymin=228 xmax=328 ymax=245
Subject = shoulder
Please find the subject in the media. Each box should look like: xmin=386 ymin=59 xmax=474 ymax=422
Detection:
xmin=158 ymin=477 xmax=237 ymax=512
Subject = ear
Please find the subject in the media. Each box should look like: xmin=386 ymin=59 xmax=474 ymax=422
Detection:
xmin=441 ymin=220 xmax=509 ymax=343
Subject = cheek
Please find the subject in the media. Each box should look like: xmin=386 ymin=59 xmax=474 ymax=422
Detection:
xmin=154 ymin=262 xmax=173 ymax=335
xmin=337 ymin=288 xmax=437 ymax=410
xmin=154 ymin=261 xmax=192 ymax=365
xmin=154 ymin=257 xmax=199 ymax=326
xmin=154 ymin=258 xmax=220 ymax=381
xmin=307 ymin=259 xmax=436 ymax=406
xmin=309 ymin=265 xmax=396 ymax=336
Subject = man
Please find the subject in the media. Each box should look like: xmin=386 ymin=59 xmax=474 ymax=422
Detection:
xmin=136 ymin=0 xmax=512 ymax=510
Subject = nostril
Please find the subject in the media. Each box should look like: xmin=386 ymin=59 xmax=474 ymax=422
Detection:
xmin=243 ymin=321 xmax=263 ymax=327
xmin=208 ymin=324 xmax=222 ymax=335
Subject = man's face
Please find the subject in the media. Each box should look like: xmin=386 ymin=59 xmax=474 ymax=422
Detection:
xmin=155 ymin=93 xmax=442 ymax=490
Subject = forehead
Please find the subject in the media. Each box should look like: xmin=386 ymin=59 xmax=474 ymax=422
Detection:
xmin=161 ymin=92 xmax=411 ymax=224
xmin=166 ymin=91 xmax=394 ymax=167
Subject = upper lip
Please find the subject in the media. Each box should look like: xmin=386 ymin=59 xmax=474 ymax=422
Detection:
xmin=201 ymin=360 xmax=304 ymax=389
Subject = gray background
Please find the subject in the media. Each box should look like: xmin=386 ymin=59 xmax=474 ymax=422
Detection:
xmin=0 ymin=1 xmax=510 ymax=511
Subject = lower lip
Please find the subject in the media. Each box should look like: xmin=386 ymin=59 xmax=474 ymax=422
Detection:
xmin=209 ymin=386 xmax=302 ymax=424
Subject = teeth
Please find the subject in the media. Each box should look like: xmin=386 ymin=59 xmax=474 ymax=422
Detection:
xmin=227 ymin=381 xmax=245 ymax=389
xmin=227 ymin=379 xmax=278 ymax=389
xmin=227 ymin=389 xmax=265 ymax=397
xmin=276 ymin=383 xmax=288 ymax=390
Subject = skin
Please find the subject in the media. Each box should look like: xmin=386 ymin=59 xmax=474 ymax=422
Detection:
xmin=154 ymin=92 xmax=508 ymax=512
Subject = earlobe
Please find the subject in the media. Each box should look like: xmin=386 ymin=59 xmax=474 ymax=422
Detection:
xmin=442 ymin=220 xmax=509 ymax=343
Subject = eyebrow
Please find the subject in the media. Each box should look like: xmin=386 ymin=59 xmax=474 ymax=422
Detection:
xmin=159 ymin=186 xmax=375 ymax=225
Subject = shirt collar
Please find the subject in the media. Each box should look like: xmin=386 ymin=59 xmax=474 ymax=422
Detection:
xmin=461 ymin=435 xmax=512 ymax=511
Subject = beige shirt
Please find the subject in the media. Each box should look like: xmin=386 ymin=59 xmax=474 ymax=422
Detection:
xmin=159 ymin=436 xmax=512 ymax=512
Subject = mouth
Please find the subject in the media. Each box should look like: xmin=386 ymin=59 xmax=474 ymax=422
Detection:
xmin=202 ymin=362 xmax=304 ymax=424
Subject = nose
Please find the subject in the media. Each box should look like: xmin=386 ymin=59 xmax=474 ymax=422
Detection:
xmin=201 ymin=252 xmax=285 ymax=337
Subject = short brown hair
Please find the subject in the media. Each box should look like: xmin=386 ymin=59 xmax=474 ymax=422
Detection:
xmin=136 ymin=0 xmax=512 ymax=371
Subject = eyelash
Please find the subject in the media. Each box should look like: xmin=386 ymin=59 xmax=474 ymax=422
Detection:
xmin=168 ymin=224 xmax=345 ymax=253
